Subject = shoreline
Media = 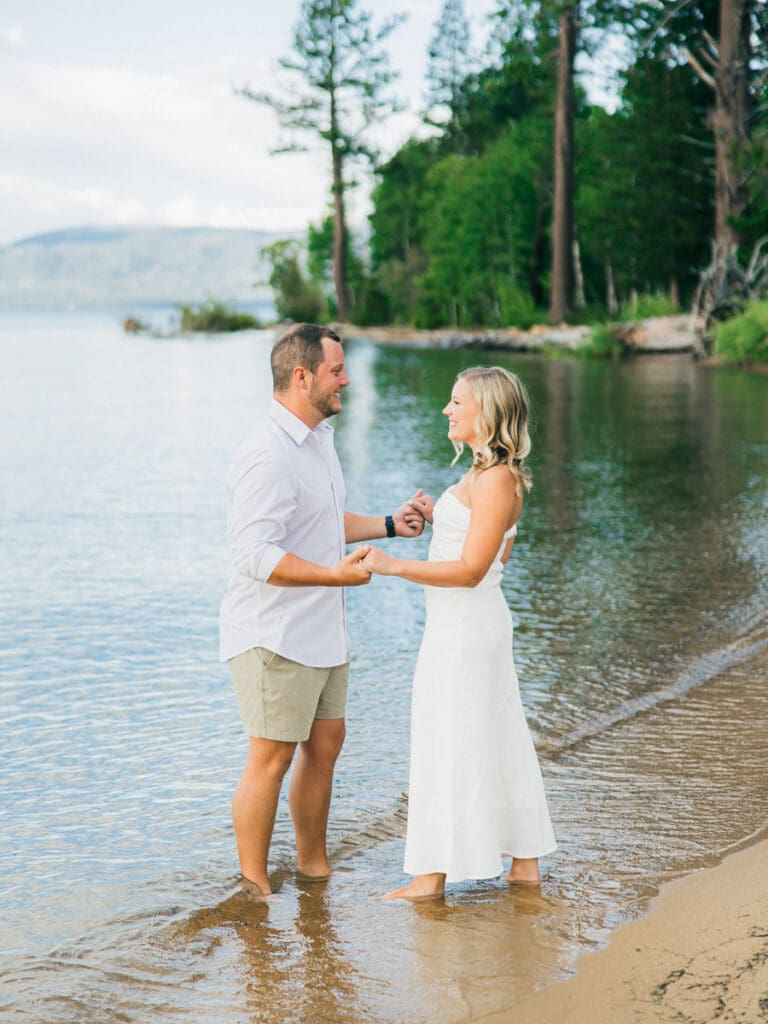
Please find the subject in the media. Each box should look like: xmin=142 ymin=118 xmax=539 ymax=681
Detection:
xmin=337 ymin=313 xmax=700 ymax=354
xmin=501 ymin=834 xmax=768 ymax=1023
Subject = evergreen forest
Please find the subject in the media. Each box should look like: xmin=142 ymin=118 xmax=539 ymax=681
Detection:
xmin=249 ymin=0 xmax=768 ymax=354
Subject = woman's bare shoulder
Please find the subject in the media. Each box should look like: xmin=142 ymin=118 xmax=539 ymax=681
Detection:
xmin=468 ymin=466 xmax=518 ymax=501
xmin=471 ymin=465 xmax=522 ymax=519
xmin=471 ymin=464 xmax=517 ymax=495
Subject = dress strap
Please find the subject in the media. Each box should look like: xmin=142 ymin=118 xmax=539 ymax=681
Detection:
xmin=503 ymin=523 xmax=518 ymax=539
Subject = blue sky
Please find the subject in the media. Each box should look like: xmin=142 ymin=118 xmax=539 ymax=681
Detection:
xmin=2 ymin=1 xmax=619 ymax=246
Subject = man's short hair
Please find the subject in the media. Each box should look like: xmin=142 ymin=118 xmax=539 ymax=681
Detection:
xmin=270 ymin=323 xmax=341 ymax=392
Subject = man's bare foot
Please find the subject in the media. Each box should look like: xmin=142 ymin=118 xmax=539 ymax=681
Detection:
xmin=381 ymin=873 xmax=446 ymax=901
xmin=241 ymin=874 xmax=272 ymax=898
xmin=296 ymin=868 xmax=333 ymax=882
xmin=296 ymin=858 xmax=333 ymax=881
xmin=504 ymin=856 xmax=541 ymax=886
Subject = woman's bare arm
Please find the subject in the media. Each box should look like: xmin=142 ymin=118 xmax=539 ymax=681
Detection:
xmin=361 ymin=468 xmax=519 ymax=587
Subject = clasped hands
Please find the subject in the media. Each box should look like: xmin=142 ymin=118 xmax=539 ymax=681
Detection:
xmin=338 ymin=490 xmax=434 ymax=585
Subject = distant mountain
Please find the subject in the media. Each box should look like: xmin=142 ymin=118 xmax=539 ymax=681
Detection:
xmin=0 ymin=225 xmax=298 ymax=310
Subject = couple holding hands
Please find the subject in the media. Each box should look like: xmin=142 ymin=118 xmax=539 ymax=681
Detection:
xmin=219 ymin=322 xmax=555 ymax=901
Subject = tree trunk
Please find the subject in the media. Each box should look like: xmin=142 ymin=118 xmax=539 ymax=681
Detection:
xmin=528 ymin=198 xmax=547 ymax=307
xmin=573 ymin=234 xmax=585 ymax=309
xmin=712 ymin=0 xmax=750 ymax=249
xmin=549 ymin=4 xmax=576 ymax=325
xmin=331 ymin=143 xmax=350 ymax=322
xmin=329 ymin=69 xmax=350 ymax=323
xmin=606 ymin=261 xmax=618 ymax=316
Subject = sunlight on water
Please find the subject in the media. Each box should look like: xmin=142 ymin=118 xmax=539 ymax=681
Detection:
xmin=1 ymin=314 xmax=766 ymax=1022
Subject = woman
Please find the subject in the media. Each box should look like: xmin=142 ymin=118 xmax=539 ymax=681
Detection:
xmin=361 ymin=366 xmax=556 ymax=900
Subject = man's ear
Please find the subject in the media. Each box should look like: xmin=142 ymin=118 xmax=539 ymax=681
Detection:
xmin=293 ymin=365 xmax=310 ymax=390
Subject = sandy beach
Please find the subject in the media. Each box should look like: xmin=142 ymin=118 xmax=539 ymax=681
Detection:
xmin=502 ymin=836 xmax=768 ymax=1024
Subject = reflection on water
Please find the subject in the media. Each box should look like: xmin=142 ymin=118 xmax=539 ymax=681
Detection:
xmin=1 ymin=316 xmax=767 ymax=1022
xmin=177 ymin=883 xmax=363 ymax=1024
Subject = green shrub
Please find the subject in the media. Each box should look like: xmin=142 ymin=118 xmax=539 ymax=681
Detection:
xmin=496 ymin=280 xmax=538 ymax=330
xmin=261 ymin=240 xmax=327 ymax=324
xmin=566 ymin=302 xmax=610 ymax=325
xmin=178 ymin=302 xmax=261 ymax=333
xmin=577 ymin=323 xmax=625 ymax=359
xmin=620 ymin=292 xmax=680 ymax=320
xmin=714 ymin=300 xmax=768 ymax=365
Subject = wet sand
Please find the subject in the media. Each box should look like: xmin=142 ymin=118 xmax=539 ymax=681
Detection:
xmin=500 ymin=836 xmax=768 ymax=1024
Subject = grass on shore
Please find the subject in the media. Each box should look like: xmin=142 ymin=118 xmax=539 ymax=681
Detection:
xmin=575 ymin=323 xmax=624 ymax=359
xmin=178 ymin=301 xmax=261 ymax=333
xmin=714 ymin=300 xmax=768 ymax=366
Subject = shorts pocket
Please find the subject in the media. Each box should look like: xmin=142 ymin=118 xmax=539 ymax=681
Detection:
xmin=256 ymin=647 xmax=279 ymax=670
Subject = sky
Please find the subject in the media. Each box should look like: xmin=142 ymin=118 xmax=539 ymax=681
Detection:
xmin=2 ymin=1 xmax=619 ymax=247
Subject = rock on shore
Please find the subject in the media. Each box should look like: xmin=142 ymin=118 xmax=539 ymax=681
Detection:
xmin=616 ymin=314 xmax=701 ymax=353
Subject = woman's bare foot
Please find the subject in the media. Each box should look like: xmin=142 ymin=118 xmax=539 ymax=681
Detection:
xmin=504 ymin=857 xmax=541 ymax=886
xmin=381 ymin=872 xmax=446 ymax=900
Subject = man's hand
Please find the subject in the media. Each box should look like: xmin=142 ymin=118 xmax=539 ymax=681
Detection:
xmin=393 ymin=489 xmax=433 ymax=537
xmin=360 ymin=546 xmax=397 ymax=576
xmin=331 ymin=546 xmax=373 ymax=586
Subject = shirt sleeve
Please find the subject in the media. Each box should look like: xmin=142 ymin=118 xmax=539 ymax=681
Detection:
xmin=227 ymin=446 xmax=298 ymax=583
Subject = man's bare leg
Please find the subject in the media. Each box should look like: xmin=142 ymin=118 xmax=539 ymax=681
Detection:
xmin=232 ymin=736 xmax=296 ymax=894
xmin=289 ymin=717 xmax=345 ymax=878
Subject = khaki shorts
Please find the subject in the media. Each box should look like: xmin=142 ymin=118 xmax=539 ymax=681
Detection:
xmin=229 ymin=647 xmax=349 ymax=742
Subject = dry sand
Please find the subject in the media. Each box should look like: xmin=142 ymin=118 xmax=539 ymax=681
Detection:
xmin=496 ymin=837 xmax=768 ymax=1024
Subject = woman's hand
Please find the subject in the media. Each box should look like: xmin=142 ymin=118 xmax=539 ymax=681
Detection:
xmin=360 ymin=546 xmax=398 ymax=576
xmin=409 ymin=493 xmax=435 ymax=525
xmin=393 ymin=489 xmax=431 ymax=537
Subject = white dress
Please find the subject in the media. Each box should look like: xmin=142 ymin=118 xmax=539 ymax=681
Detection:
xmin=403 ymin=488 xmax=557 ymax=882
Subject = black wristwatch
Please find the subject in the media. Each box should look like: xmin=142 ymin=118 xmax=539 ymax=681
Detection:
xmin=385 ymin=514 xmax=396 ymax=538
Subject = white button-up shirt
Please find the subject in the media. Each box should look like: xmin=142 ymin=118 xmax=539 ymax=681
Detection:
xmin=219 ymin=399 xmax=348 ymax=667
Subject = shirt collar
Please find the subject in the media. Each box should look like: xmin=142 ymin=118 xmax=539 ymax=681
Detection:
xmin=270 ymin=397 xmax=333 ymax=445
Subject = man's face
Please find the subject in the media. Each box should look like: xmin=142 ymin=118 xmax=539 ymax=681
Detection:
xmin=308 ymin=338 xmax=349 ymax=419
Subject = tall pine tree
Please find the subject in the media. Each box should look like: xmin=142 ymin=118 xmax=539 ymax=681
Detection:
xmin=240 ymin=0 xmax=402 ymax=321
xmin=424 ymin=0 xmax=476 ymax=152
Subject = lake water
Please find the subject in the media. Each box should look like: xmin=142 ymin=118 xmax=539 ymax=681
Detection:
xmin=1 ymin=314 xmax=767 ymax=1022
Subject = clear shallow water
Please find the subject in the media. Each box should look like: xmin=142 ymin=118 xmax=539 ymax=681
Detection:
xmin=1 ymin=315 xmax=767 ymax=1022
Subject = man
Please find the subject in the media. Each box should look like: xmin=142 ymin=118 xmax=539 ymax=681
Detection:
xmin=220 ymin=322 xmax=425 ymax=895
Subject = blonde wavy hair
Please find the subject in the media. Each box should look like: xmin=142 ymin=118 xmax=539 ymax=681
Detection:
xmin=450 ymin=366 xmax=532 ymax=494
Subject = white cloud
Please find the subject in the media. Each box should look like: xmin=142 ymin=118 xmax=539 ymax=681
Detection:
xmin=0 ymin=0 xmax=503 ymax=245
xmin=0 ymin=55 xmax=332 ymax=244
xmin=1 ymin=25 xmax=25 ymax=49
xmin=0 ymin=171 xmax=148 ymax=233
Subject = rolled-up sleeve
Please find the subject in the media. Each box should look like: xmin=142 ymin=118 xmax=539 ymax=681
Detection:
xmin=227 ymin=449 xmax=298 ymax=583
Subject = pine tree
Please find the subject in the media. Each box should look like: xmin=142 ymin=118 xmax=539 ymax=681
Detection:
xmin=424 ymin=0 xmax=476 ymax=150
xmin=240 ymin=0 xmax=402 ymax=321
xmin=550 ymin=2 xmax=578 ymax=323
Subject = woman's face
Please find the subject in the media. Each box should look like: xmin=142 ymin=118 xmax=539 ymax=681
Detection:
xmin=443 ymin=377 xmax=479 ymax=447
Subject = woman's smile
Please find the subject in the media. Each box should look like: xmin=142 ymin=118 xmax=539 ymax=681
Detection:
xmin=443 ymin=378 xmax=479 ymax=446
